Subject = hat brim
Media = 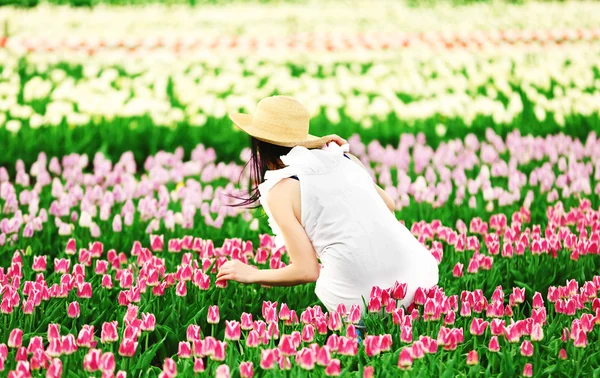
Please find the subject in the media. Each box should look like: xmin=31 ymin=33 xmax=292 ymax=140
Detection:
xmin=229 ymin=112 xmax=335 ymax=149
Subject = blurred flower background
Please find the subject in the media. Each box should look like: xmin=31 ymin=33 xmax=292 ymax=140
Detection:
xmin=0 ymin=0 xmax=599 ymax=377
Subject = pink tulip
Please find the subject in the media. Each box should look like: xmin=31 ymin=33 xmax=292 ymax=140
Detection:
xmin=207 ymin=305 xmax=220 ymax=324
xmin=278 ymin=303 xmax=291 ymax=320
xmin=523 ymin=363 xmax=533 ymax=377
xmin=325 ymin=359 xmax=341 ymax=376
xmin=260 ymin=349 xmax=276 ymax=370
xmin=241 ymin=313 xmax=253 ymax=330
xmin=573 ymin=329 xmax=587 ymax=347
xmin=68 ymin=302 xmax=80 ymax=318
xmin=337 ymin=337 xmax=358 ymax=356
xmin=47 ymin=358 xmax=63 ymax=378
xmin=488 ymin=336 xmax=500 ymax=352
xmin=118 ymin=337 xmax=138 ymax=357
xmin=296 ymin=347 xmax=316 ymax=370
xmin=8 ymin=328 xmax=23 ymax=348
xmin=62 ymin=334 xmax=78 ymax=355
xmin=102 ymin=274 xmax=113 ymax=289
xmin=225 ymin=320 xmax=241 ymax=341
xmin=66 ymin=238 xmax=77 ymax=255
xmin=520 ymin=340 xmax=534 ymax=357
xmin=363 ymin=366 xmax=375 ymax=378
xmin=452 ymin=262 xmax=464 ymax=277
xmin=398 ymin=347 xmax=413 ymax=370
xmin=77 ymin=325 xmax=95 ymax=348
xmin=532 ymin=292 xmax=544 ymax=309
xmin=83 ymin=349 xmax=101 ymax=372
xmin=32 ymin=256 xmax=47 ymax=272
xmin=531 ymin=323 xmax=544 ymax=341
xmin=186 ymin=324 xmax=202 ymax=342
xmin=470 ymin=318 xmax=488 ymax=336
xmin=178 ymin=342 xmax=191 ymax=358
xmin=175 ymin=280 xmax=187 ymax=296
xmin=77 ymin=282 xmax=92 ymax=298
xmin=239 ymin=361 xmax=254 ymax=378
xmin=193 ymin=357 xmax=205 ymax=373
xmin=101 ymin=351 xmax=116 ymax=372
xmin=101 ymin=321 xmax=119 ymax=344
xmin=400 ymin=326 xmax=412 ymax=343
xmin=162 ymin=357 xmax=177 ymax=377
xmin=246 ymin=330 xmax=260 ymax=348
xmin=466 ymin=350 xmax=478 ymax=365
xmin=328 ymin=311 xmax=342 ymax=331
xmin=215 ymin=364 xmax=230 ymax=378
xmin=141 ymin=313 xmax=156 ymax=332
xmin=150 ymin=234 xmax=164 ymax=251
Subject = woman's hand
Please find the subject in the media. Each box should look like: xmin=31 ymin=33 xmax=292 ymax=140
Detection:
xmin=324 ymin=134 xmax=348 ymax=147
xmin=216 ymin=260 xmax=257 ymax=284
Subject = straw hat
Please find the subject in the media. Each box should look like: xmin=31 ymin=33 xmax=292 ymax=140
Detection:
xmin=229 ymin=95 xmax=338 ymax=149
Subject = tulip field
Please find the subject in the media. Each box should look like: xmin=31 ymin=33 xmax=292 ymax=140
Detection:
xmin=1 ymin=1 xmax=600 ymax=377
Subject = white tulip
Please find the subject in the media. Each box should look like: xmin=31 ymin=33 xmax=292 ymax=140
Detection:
xmin=5 ymin=119 xmax=21 ymax=133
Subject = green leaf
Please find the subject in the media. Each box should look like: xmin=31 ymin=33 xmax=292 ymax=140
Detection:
xmin=134 ymin=334 xmax=167 ymax=371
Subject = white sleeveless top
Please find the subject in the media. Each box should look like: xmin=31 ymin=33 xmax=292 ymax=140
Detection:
xmin=257 ymin=142 xmax=439 ymax=313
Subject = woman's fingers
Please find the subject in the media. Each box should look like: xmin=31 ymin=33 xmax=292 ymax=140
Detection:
xmin=216 ymin=273 xmax=233 ymax=282
xmin=326 ymin=134 xmax=347 ymax=146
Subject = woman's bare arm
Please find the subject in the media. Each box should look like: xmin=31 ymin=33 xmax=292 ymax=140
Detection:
xmin=250 ymin=179 xmax=321 ymax=286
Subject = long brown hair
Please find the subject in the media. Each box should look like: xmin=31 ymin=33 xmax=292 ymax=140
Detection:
xmin=226 ymin=135 xmax=294 ymax=209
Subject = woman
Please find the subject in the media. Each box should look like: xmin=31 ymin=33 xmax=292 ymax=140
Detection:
xmin=218 ymin=96 xmax=439 ymax=321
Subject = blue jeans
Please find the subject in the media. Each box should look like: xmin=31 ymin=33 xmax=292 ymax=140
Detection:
xmin=356 ymin=319 xmax=367 ymax=344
